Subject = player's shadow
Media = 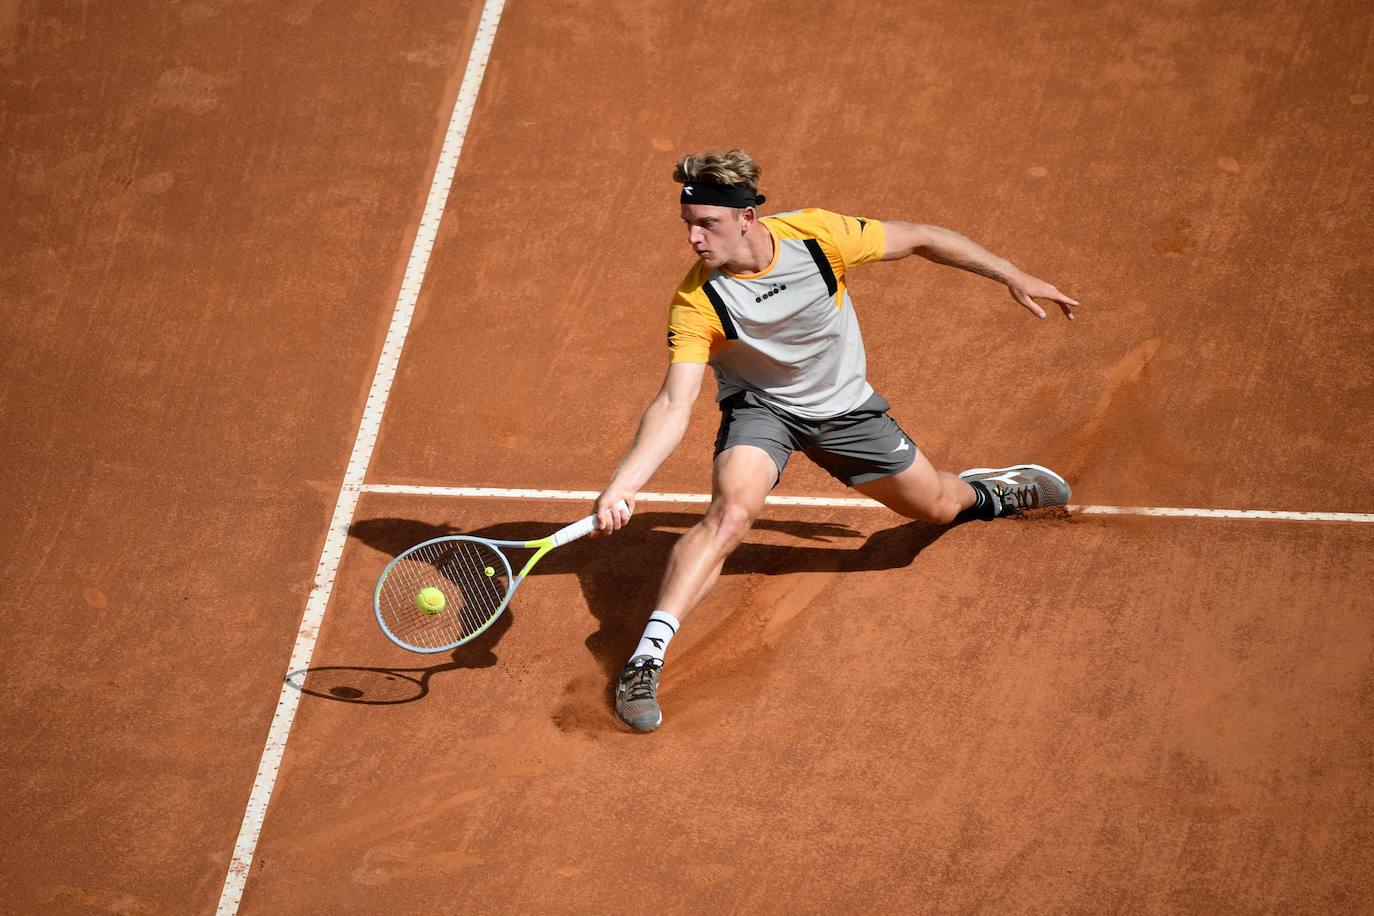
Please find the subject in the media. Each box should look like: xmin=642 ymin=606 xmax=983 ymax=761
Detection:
xmin=348 ymin=510 xmax=961 ymax=685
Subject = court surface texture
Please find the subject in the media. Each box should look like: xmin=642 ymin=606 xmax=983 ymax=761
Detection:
xmin=3 ymin=1 xmax=1372 ymax=913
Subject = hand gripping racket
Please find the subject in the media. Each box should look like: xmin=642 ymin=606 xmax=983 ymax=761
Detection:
xmin=374 ymin=501 xmax=629 ymax=653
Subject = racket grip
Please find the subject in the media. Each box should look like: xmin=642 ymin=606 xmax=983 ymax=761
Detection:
xmin=552 ymin=499 xmax=631 ymax=546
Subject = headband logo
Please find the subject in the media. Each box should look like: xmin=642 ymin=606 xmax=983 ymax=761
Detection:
xmin=684 ymin=186 xmax=694 ymax=196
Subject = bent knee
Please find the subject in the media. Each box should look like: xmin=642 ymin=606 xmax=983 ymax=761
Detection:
xmin=916 ymin=498 xmax=961 ymax=525
xmin=873 ymin=490 xmax=960 ymax=524
xmin=704 ymin=499 xmax=759 ymax=547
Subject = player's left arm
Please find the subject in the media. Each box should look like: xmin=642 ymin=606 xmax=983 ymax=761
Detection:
xmin=880 ymin=221 xmax=1078 ymax=320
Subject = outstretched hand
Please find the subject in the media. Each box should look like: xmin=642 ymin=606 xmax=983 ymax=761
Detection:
xmin=1008 ymin=272 xmax=1078 ymax=320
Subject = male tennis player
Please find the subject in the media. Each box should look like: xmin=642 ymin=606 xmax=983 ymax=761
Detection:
xmin=594 ymin=149 xmax=1078 ymax=732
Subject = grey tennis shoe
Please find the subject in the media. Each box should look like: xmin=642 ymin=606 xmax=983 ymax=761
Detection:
xmin=959 ymin=464 xmax=1071 ymax=516
xmin=615 ymin=655 xmax=664 ymax=732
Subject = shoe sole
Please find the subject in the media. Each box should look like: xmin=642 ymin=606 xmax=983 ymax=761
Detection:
xmin=958 ymin=464 xmax=1071 ymax=503
xmin=616 ymin=707 xmax=662 ymax=733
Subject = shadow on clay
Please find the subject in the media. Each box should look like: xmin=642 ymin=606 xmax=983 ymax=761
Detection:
xmin=316 ymin=512 xmax=961 ymax=713
xmin=284 ymin=609 xmax=511 ymax=705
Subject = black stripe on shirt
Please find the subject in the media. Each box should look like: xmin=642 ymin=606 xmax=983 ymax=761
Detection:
xmin=803 ymin=238 xmax=838 ymax=297
xmin=702 ymin=280 xmax=739 ymax=340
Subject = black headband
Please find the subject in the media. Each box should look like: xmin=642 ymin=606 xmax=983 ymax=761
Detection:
xmin=679 ymin=181 xmax=766 ymax=208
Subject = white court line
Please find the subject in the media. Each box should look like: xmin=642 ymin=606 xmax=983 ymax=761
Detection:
xmin=215 ymin=3 xmax=506 ymax=913
xmin=1073 ymin=505 xmax=1374 ymax=523
xmin=360 ymin=483 xmax=1374 ymax=523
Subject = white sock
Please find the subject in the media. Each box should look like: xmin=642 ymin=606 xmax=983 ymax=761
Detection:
xmin=631 ymin=610 xmax=680 ymax=664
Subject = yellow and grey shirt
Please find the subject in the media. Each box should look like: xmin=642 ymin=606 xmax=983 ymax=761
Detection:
xmin=667 ymin=208 xmax=887 ymax=420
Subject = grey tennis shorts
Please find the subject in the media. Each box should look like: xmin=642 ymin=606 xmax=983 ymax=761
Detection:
xmin=713 ymin=389 xmax=918 ymax=486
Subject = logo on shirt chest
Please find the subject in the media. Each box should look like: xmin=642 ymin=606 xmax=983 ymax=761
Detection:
xmin=754 ymin=283 xmax=787 ymax=304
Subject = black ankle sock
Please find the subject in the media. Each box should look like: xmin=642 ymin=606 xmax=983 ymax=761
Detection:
xmin=957 ymin=480 xmax=1000 ymax=522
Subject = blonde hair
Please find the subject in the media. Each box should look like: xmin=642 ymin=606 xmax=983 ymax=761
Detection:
xmin=673 ymin=148 xmax=761 ymax=192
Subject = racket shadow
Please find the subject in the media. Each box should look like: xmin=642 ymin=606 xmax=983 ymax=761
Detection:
xmin=285 ymin=607 xmax=512 ymax=705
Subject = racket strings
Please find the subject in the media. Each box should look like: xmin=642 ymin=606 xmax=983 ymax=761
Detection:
xmin=377 ymin=540 xmax=510 ymax=650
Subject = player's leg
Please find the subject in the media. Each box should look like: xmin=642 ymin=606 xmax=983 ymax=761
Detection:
xmin=616 ymin=388 xmax=792 ymax=733
xmin=614 ymin=389 xmax=794 ymax=735
xmin=851 ymin=449 xmax=976 ymax=524
xmin=851 ymin=449 xmax=1071 ymax=522
xmin=808 ymin=393 xmax=1068 ymax=522
xmin=614 ymin=445 xmax=777 ymax=733
xmin=656 ymin=443 xmax=777 ymax=619
xmin=802 ymin=394 xmax=979 ymax=523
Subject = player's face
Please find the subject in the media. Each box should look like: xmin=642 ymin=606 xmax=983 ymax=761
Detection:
xmin=681 ymin=204 xmax=748 ymax=268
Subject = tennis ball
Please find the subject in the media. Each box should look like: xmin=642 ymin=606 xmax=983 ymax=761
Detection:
xmin=416 ymin=586 xmax=446 ymax=615
xmin=484 ymin=566 xmax=495 ymax=577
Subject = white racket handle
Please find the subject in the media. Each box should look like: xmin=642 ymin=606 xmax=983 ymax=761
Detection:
xmin=551 ymin=499 xmax=631 ymax=547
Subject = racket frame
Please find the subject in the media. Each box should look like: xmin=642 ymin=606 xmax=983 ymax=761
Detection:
xmin=373 ymin=509 xmax=614 ymax=653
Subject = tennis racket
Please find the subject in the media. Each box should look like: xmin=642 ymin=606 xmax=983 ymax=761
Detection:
xmin=374 ymin=500 xmax=630 ymax=653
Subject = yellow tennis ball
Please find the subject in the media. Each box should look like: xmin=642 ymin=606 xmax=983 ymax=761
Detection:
xmin=416 ymin=586 xmax=446 ymax=615
xmin=484 ymin=566 xmax=495 ymax=577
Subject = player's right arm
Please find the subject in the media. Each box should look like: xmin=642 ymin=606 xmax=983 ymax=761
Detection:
xmin=593 ymin=360 xmax=707 ymax=534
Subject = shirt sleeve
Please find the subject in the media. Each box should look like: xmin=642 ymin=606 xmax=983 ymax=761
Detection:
xmin=766 ymin=208 xmax=887 ymax=277
xmin=816 ymin=209 xmax=886 ymax=271
xmin=666 ymin=265 xmax=722 ymax=363
xmin=667 ymin=290 xmax=712 ymax=363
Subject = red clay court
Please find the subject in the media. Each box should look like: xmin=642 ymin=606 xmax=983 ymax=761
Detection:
xmin=3 ymin=1 xmax=1372 ymax=913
